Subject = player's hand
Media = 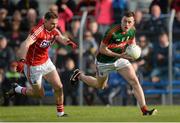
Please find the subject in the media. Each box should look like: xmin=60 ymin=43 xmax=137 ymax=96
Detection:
xmin=15 ymin=59 xmax=26 ymax=73
xmin=120 ymin=52 xmax=135 ymax=61
xmin=67 ymin=39 xmax=78 ymax=49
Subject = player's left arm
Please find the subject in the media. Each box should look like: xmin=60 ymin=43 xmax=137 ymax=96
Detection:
xmin=55 ymin=30 xmax=78 ymax=49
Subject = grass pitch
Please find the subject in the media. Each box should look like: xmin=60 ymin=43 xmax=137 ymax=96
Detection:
xmin=0 ymin=105 xmax=180 ymax=122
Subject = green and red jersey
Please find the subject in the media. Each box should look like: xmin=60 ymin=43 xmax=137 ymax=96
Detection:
xmin=96 ymin=24 xmax=136 ymax=63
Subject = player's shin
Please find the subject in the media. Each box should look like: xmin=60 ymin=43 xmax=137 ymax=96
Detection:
xmin=54 ymin=88 xmax=65 ymax=116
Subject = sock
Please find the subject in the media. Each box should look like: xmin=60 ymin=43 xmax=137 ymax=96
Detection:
xmin=141 ymin=105 xmax=148 ymax=113
xmin=15 ymin=86 xmax=27 ymax=95
xmin=56 ymin=104 xmax=64 ymax=114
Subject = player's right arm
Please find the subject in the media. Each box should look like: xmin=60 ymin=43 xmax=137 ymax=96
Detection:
xmin=99 ymin=42 xmax=122 ymax=58
xmin=17 ymin=35 xmax=35 ymax=60
xmin=15 ymin=35 xmax=35 ymax=72
xmin=55 ymin=29 xmax=77 ymax=49
xmin=99 ymin=42 xmax=134 ymax=60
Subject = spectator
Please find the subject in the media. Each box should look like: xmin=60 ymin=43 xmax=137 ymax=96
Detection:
xmin=82 ymin=30 xmax=98 ymax=70
xmin=16 ymin=0 xmax=39 ymax=17
xmin=87 ymin=18 xmax=103 ymax=46
xmin=134 ymin=10 xmax=146 ymax=32
xmin=68 ymin=19 xmax=80 ymax=39
xmin=112 ymin=0 xmax=128 ymax=23
xmin=132 ymin=35 xmax=153 ymax=80
xmin=76 ymin=0 xmax=96 ymax=15
xmin=0 ymin=8 xmax=9 ymax=33
xmin=0 ymin=35 xmax=15 ymax=70
xmin=56 ymin=0 xmax=77 ymax=13
xmin=173 ymin=11 xmax=180 ymax=41
xmin=21 ymin=8 xmax=39 ymax=31
xmin=11 ymin=10 xmax=22 ymax=22
xmin=151 ymin=32 xmax=169 ymax=83
xmin=49 ymin=4 xmax=73 ymax=33
xmin=173 ymin=42 xmax=180 ymax=80
xmin=95 ymin=0 xmax=114 ymax=35
xmin=144 ymin=5 xmax=167 ymax=41
xmin=149 ymin=0 xmax=169 ymax=14
xmin=0 ymin=0 xmax=16 ymax=16
xmin=171 ymin=0 xmax=180 ymax=13
xmin=83 ymin=30 xmax=98 ymax=56
xmin=6 ymin=20 xmax=26 ymax=51
xmin=173 ymin=11 xmax=180 ymax=32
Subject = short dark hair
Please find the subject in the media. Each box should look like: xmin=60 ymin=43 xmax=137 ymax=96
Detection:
xmin=124 ymin=11 xmax=135 ymax=18
xmin=44 ymin=11 xmax=58 ymax=20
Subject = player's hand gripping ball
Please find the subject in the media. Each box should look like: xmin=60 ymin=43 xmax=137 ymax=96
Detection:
xmin=125 ymin=44 xmax=141 ymax=60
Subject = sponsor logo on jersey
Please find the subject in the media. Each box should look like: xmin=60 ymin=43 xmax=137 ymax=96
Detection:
xmin=40 ymin=40 xmax=51 ymax=48
xmin=115 ymin=36 xmax=130 ymax=42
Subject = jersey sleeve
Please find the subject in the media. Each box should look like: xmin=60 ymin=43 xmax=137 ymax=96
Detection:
xmin=54 ymin=28 xmax=62 ymax=39
xmin=29 ymin=24 xmax=43 ymax=41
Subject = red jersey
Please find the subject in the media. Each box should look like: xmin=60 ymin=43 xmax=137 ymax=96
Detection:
xmin=26 ymin=23 xmax=60 ymax=66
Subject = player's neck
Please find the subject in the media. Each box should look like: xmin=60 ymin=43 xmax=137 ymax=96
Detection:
xmin=44 ymin=24 xmax=53 ymax=32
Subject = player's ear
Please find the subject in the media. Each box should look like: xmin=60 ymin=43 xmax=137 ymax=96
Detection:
xmin=133 ymin=18 xmax=136 ymax=24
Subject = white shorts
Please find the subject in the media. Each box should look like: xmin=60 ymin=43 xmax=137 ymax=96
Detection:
xmin=96 ymin=58 xmax=131 ymax=77
xmin=24 ymin=58 xmax=56 ymax=85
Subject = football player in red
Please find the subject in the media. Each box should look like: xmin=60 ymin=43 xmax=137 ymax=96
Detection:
xmin=6 ymin=11 xmax=77 ymax=117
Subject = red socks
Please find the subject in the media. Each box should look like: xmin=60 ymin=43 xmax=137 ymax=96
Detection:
xmin=21 ymin=87 xmax=27 ymax=95
xmin=141 ymin=105 xmax=148 ymax=113
xmin=56 ymin=104 xmax=64 ymax=113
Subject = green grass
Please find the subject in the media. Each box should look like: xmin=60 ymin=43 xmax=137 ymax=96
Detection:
xmin=0 ymin=105 xmax=180 ymax=122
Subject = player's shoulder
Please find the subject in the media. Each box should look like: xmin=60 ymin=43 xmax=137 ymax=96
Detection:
xmin=130 ymin=26 xmax=136 ymax=31
xmin=110 ymin=24 xmax=121 ymax=30
xmin=129 ymin=26 xmax=136 ymax=33
xmin=128 ymin=26 xmax=136 ymax=37
xmin=30 ymin=22 xmax=44 ymax=34
xmin=105 ymin=24 xmax=121 ymax=35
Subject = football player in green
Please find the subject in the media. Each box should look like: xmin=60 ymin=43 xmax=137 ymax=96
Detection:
xmin=70 ymin=11 xmax=157 ymax=115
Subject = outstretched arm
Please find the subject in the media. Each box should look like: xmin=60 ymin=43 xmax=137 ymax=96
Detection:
xmin=55 ymin=32 xmax=78 ymax=49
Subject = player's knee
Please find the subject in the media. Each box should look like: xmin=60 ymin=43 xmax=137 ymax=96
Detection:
xmin=54 ymin=85 xmax=63 ymax=94
xmin=96 ymin=83 xmax=106 ymax=89
xmin=54 ymin=83 xmax=63 ymax=90
xmin=96 ymin=78 xmax=108 ymax=89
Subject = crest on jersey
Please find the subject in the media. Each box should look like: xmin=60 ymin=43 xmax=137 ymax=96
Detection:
xmin=40 ymin=40 xmax=51 ymax=48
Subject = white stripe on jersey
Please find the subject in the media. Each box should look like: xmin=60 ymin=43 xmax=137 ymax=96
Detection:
xmin=30 ymin=25 xmax=44 ymax=40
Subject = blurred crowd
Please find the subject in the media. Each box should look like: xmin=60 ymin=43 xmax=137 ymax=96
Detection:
xmin=0 ymin=0 xmax=180 ymax=106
